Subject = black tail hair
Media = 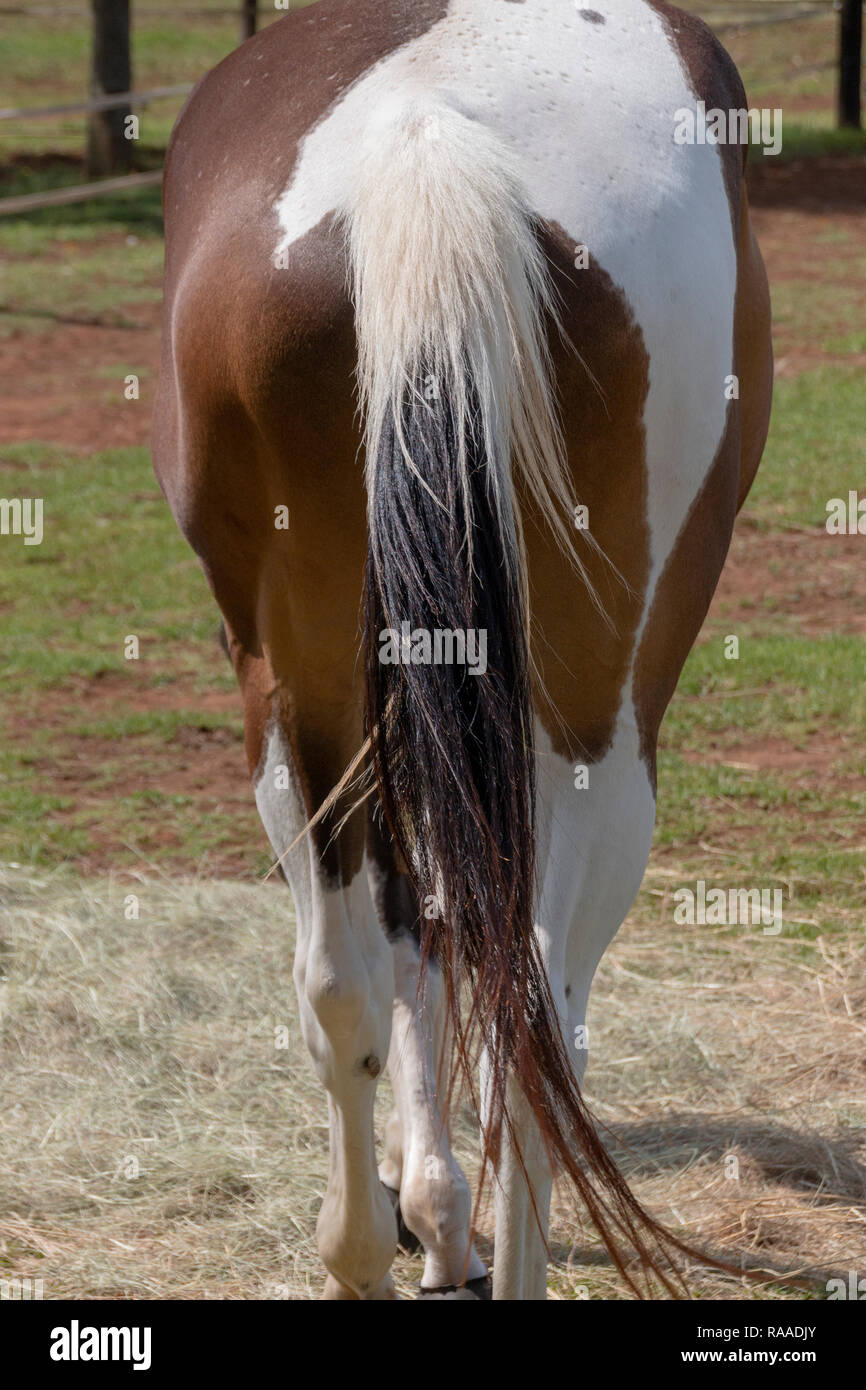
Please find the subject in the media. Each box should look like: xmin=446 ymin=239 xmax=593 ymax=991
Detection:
xmin=363 ymin=373 xmax=713 ymax=1297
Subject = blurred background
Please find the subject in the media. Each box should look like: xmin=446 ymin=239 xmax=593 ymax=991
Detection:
xmin=0 ymin=0 xmax=863 ymax=1301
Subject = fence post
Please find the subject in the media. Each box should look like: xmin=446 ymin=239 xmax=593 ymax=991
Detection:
xmin=838 ymin=0 xmax=863 ymax=128
xmin=87 ymin=0 xmax=134 ymax=177
xmin=241 ymin=0 xmax=258 ymax=42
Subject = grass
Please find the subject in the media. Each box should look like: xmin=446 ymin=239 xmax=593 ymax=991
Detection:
xmin=764 ymin=124 xmax=866 ymax=161
xmin=772 ymin=281 xmax=865 ymax=357
xmin=0 ymin=179 xmax=165 ymax=335
xmin=721 ymin=8 xmax=838 ymax=100
xmin=0 ymin=443 xmax=223 ymax=690
xmin=1 ymin=235 xmax=162 ymax=322
xmin=674 ymin=634 xmax=866 ymax=731
xmin=739 ymin=368 xmax=866 ymax=529
xmin=0 ymin=443 xmax=255 ymax=872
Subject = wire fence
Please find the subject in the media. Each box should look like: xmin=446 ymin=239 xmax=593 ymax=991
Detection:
xmin=0 ymin=168 xmax=162 ymax=215
xmin=0 ymin=86 xmax=193 ymax=122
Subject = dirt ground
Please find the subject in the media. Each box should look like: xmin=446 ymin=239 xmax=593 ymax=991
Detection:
xmin=0 ymin=299 xmax=162 ymax=452
xmin=747 ymin=156 xmax=866 ymax=378
xmin=11 ymin=671 xmax=256 ymax=877
xmin=710 ymin=527 xmax=866 ymax=639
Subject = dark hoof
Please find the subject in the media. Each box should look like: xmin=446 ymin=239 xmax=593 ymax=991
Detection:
xmin=381 ymin=1182 xmax=422 ymax=1255
xmin=417 ymin=1275 xmax=492 ymax=1301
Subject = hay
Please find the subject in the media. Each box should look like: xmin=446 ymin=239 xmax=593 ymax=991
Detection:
xmin=0 ymin=864 xmax=862 ymax=1298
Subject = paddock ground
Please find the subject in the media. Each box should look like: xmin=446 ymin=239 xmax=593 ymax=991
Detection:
xmin=0 ymin=3 xmax=864 ymax=1297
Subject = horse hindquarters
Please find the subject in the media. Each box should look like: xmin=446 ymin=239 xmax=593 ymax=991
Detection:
xmin=154 ymin=0 xmax=772 ymax=1302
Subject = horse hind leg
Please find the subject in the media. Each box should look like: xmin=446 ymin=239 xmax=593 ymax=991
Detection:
xmin=251 ymin=706 xmax=399 ymax=1299
xmin=488 ymin=725 xmax=657 ymax=1300
xmin=484 ymin=1069 xmax=557 ymax=1301
xmin=305 ymin=877 xmax=398 ymax=1301
xmin=482 ymin=901 xmax=565 ymax=1301
xmin=368 ymin=846 xmax=489 ymax=1297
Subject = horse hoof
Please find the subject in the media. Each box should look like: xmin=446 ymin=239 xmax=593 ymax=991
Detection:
xmin=380 ymin=1182 xmax=422 ymax=1255
xmin=417 ymin=1275 xmax=492 ymax=1300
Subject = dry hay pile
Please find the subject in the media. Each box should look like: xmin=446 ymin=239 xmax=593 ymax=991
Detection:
xmin=0 ymin=864 xmax=863 ymax=1299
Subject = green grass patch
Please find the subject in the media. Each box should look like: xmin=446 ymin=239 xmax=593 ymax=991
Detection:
xmin=0 ymin=159 xmax=164 ymax=234
xmin=745 ymin=367 xmax=866 ymax=529
xmin=0 ymin=443 xmax=228 ymax=691
xmin=758 ymin=122 xmax=866 ymax=162
xmin=822 ymin=329 xmax=866 ymax=356
xmin=771 ymin=282 xmax=865 ymax=363
xmin=0 ymin=3 xmax=316 ymax=159
xmin=670 ymin=632 xmax=866 ymax=735
xmin=0 ymin=166 xmax=165 ymax=333
xmin=0 ymin=229 xmax=162 ymax=323
xmin=0 ymin=441 xmax=255 ymax=871
xmin=650 ymin=615 xmax=866 ymax=930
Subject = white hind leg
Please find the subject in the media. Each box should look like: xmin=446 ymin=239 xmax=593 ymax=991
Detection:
xmin=485 ymin=908 xmax=565 ymax=1302
xmin=301 ymin=874 xmax=398 ymax=1301
xmin=255 ymin=721 xmax=398 ymax=1300
xmin=382 ymin=935 xmax=488 ymax=1291
xmin=368 ymin=844 xmax=488 ymax=1293
xmin=490 ymin=717 xmax=656 ymax=1300
xmin=485 ymin=1045 xmax=560 ymax=1301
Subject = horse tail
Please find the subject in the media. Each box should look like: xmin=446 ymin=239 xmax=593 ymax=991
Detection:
xmin=346 ymin=95 xmax=693 ymax=1295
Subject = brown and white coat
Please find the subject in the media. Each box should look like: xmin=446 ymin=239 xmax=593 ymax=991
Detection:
xmin=153 ymin=0 xmax=772 ymax=1300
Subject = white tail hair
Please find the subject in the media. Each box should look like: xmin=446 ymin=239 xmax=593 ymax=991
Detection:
xmin=342 ymin=91 xmax=604 ymax=615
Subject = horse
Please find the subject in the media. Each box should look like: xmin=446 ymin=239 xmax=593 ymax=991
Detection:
xmin=152 ymin=0 xmax=772 ymax=1300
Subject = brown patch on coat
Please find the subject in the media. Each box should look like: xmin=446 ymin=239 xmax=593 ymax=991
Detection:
xmin=733 ymin=186 xmax=773 ymax=509
xmin=525 ymin=221 xmax=651 ymax=764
